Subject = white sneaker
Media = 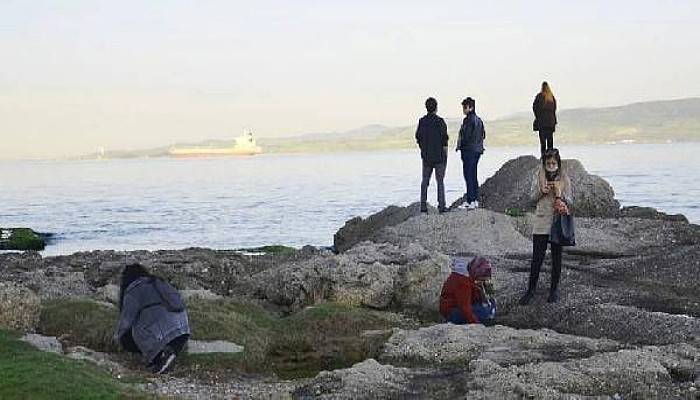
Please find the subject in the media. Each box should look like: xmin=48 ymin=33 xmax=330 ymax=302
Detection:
xmin=467 ymin=201 xmax=478 ymax=210
xmin=457 ymin=202 xmax=469 ymax=209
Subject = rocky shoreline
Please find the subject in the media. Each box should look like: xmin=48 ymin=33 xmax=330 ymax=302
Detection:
xmin=1 ymin=156 xmax=699 ymax=399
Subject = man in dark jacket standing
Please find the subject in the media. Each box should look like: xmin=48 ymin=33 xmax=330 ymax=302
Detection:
xmin=415 ymin=97 xmax=449 ymax=213
xmin=456 ymin=97 xmax=485 ymax=209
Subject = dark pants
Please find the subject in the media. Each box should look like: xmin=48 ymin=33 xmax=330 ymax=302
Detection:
xmin=538 ymin=129 xmax=554 ymax=155
xmin=445 ymin=301 xmax=496 ymax=325
xmin=460 ymin=150 xmax=481 ymax=203
xmin=528 ymin=234 xmax=562 ymax=292
xmin=421 ymin=160 xmax=446 ymax=210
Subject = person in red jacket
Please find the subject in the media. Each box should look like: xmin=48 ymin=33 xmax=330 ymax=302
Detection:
xmin=440 ymin=256 xmax=495 ymax=325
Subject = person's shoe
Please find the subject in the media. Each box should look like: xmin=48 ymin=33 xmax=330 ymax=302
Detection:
xmin=438 ymin=207 xmax=448 ymax=214
xmin=420 ymin=208 xmax=428 ymax=213
xmin=151 ymin=346 xmax=177 ymax=374
xmin=547 ymin=289 xmax=560 ymax=303
xmin=519 ymin=290 xmax=535 ymax=306
xmin=467 ymin=201 xmax=477 ymax=210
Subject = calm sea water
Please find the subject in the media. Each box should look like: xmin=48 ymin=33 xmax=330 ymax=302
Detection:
xmin=1 ymin=143 xmax=698 ymax=256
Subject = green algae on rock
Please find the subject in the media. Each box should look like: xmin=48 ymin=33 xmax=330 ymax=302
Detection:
xmin=0 ymin=228 xmax=46 ymax=251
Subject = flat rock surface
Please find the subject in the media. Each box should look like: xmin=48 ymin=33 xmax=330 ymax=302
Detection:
xmin=187 ymin=340 xmax=244 ymax=354
xmin=381 ymin=324 xmax=621 ymax=367
xmin=20 ymin=333 xmax=63 ymax=354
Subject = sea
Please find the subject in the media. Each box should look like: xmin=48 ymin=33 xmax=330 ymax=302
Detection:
xmin=1 ymin=143 xmax=698 ymax=256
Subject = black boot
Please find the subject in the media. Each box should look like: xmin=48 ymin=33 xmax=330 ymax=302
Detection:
xmin=548 ymin=244 xmax=562 ymax=303
xmin=519 ymin=275 xmax=538 ymax=306
xmin=519 ymin=289 xmax=535 ymax=305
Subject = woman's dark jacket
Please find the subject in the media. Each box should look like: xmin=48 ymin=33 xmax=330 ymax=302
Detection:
xmin=114 ymin=277 xmax=190 ymax=363
xmin=533 ymin=93 xmax=557 ymax=131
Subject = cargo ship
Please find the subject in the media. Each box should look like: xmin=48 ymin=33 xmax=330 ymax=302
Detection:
xmin=169 ymin=131 xmax=262 ymax=157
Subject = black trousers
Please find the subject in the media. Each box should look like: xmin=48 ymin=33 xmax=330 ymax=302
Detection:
xmin=538 ymin=128 xmax=554 ymax=155
xmin=528 ymin=234 xmax=562 ymax=292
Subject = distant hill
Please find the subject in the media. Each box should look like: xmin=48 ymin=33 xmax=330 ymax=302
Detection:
xmin=87 ymin=98 xmax=700 ymax=159
xmin=259 ymin=97 xmax=700 ymax=153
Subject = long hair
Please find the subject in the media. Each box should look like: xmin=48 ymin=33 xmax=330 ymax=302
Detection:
xmin=119 ymin=263 xmax=152 ymax=310
xmin=540 ymin=81 xmax=555 ymax=103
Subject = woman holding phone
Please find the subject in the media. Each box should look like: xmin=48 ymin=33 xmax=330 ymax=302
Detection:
xmin=519 ymin=148 xmax=573 ymax=305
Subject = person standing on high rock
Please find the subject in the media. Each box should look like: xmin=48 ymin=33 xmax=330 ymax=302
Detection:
xmin=456 ymin=97 xmax=486 ymax=210
xmin=533 ymin=81 xmax=558 ymax=156
xmin=416 ymin=97 xmax=449 ymax=213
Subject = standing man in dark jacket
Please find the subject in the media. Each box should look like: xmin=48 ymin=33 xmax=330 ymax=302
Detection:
xmin=456 ymin=97 xmax=486 ymax=209
xmin=416 ymin=97 xmax=449 ymax=213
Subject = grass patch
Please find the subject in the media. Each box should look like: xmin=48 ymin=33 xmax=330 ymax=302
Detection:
xmin=268 ymin=303 xmax=399 ymax=378
xmin=182 ymin=300 xmax=407 ymax=379
xmin=36 ymin=297 xmax=411 ymax=381
xmin=39 ymin=299 xmax=118 ymax=352
xmin=0 ymin=329 xmax=149 ymax=400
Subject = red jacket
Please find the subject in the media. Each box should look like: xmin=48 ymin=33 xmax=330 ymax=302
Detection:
xmin=439 ymin=272 xmax=481 ymax=324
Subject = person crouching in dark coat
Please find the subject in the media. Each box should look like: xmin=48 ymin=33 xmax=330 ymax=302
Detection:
xmin=114 ymin=263 xmax=190 ymax=374
xmin=439 ymin=256 xmax=496 ymax=325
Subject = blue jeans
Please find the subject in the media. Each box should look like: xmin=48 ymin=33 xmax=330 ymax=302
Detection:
xmin=445 ymin=300 xmax=496 ymax=325
xmin=461 ymin=150 xmax=482 ymax=203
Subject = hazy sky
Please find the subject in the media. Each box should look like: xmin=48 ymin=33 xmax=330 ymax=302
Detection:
xmin=1 ymin=0 xmax=700 ymax=159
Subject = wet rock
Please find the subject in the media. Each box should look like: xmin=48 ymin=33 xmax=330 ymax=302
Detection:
xmin=620 ymin=206 xmax=689 ymax=222
xmin=20 ymin=333 xmax=63 ymax=354
xmin=0 ymin=227 xmax=45 ymax=250
xmin=0 ymin=282 xmax=41 ymax=332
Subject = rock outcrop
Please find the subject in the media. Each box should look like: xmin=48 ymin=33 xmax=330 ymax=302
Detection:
xmin=471 ymin=155 xmax=621 ymax=217
xmin=2 ymin=155 xmax=699 ymax=399
xmin=333 ymin=202 xmax=429 ymax=253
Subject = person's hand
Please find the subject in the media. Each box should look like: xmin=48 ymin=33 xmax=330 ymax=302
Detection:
xmin=552 ymin=181 xmax=562 ymax=197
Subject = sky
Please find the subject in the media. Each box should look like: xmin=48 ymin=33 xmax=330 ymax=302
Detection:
xmin=1 ymin=0 xmax=699 ymax=159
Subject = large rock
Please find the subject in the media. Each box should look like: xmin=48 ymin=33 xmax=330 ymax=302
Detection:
xmin=242 ymin=242 xmax=450 ymax=313
xmin=333 ymin=202 xmax=429 ymax=253
xmin=0 ymin=282 xmax=41 ymax=332
xmin=374 ymin=208 xmax=532 ymax=256
xmin=474 ymin=155 xmax=621 ymax=217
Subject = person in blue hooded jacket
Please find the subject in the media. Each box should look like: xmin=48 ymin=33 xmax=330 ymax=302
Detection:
xmin=114 ymin=263 xmax=190 ymax=374
xmin=456 ymin=97 xmax=486 ymax=209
